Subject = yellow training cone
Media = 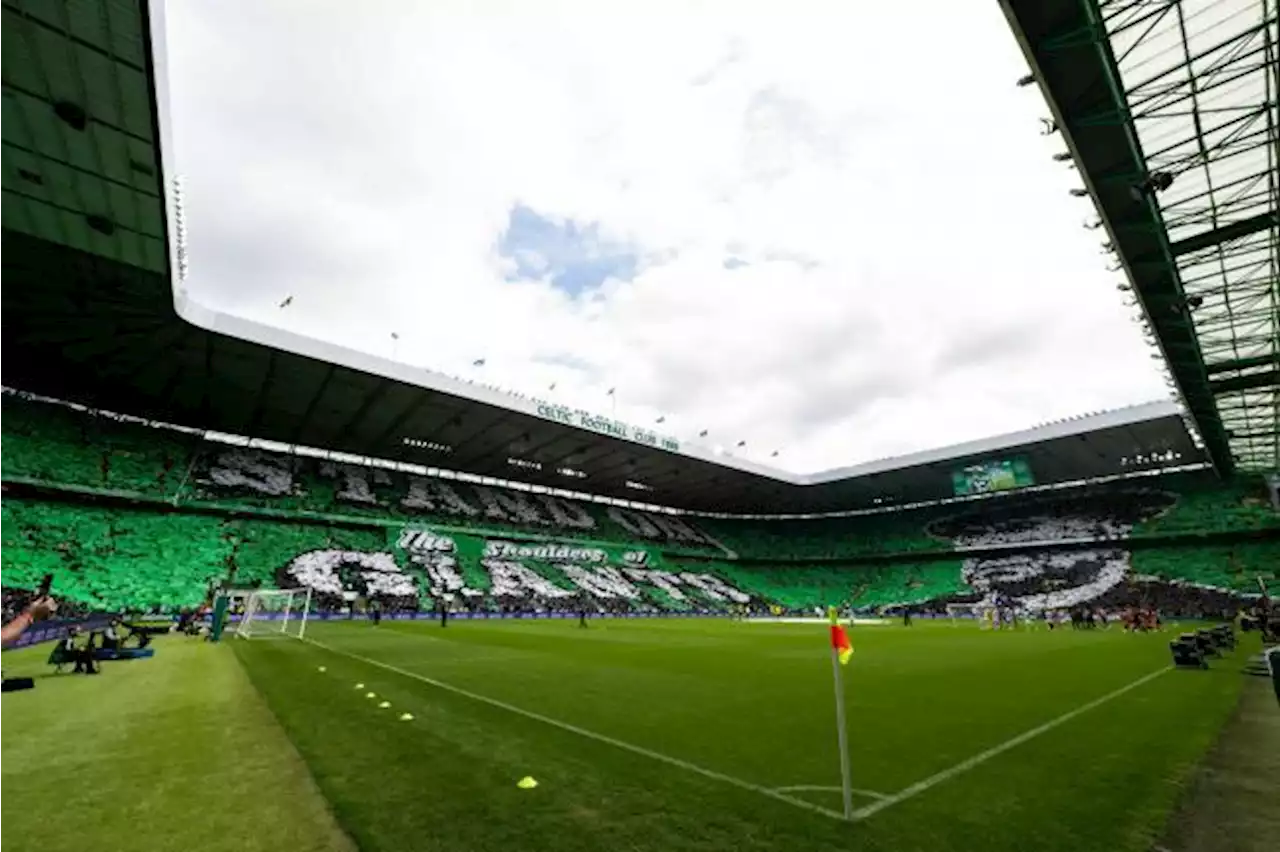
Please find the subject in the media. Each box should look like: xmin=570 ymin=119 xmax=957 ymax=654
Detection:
xmin=399 ymin=713 xmax=414 ymax=721
xmin=318 ymin=666 xmax=327 ymax=672
xmin=517 ymin=776 xmax=538 ymax=789
xmin=365 ymin=692 xmax=377 ymax=699
xmin=355 ymin=683 xmax=365 ymax=689
xmin=378 ymin=701 xmax=391 ymax=708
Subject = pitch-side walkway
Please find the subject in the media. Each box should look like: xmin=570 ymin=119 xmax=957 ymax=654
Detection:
xmin=1155 ymin=675 xmax=1280 ymax=852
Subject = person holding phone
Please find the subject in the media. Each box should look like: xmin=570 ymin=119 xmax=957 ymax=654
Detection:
xmin=2 ymin=595 xmax=57 ymax=644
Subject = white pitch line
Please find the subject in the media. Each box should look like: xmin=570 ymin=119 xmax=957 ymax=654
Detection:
xmin=303 ymin=638 xmax=846 ymax=822
xmin=774 ymin=785 xmax=891 ymax=800
xmin=850 ymin=666 xmax=1173 ymax=821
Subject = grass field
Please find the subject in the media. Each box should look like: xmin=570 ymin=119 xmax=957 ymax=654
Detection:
xmin=244 ymin=619 xmax=1252 ymax=851
xmin=2 ymin=618 xmax=1261 ymax=851
xmin=1 ymin=637 xmax=351 ymax=852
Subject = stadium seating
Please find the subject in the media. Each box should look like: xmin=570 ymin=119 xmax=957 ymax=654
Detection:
xmin=1132 ymin=479 xmax=1278 ymax=537
xmin=708 ymin=559 xmax=968 ymax=611
xmin=2 ymin=499 xmax=230 ymax=612
xmin=2 ymin=398 xmax=193 ymax=496
xmin=1 ymin=395 xmax=725 ymax=552
xmin=706 ymin=481 xmax=1277 ymax=561
xmin=1130 ymin=541 xmax=1277 ymax=592
xmin=700 ymin=510 xmax=948 ymax=560
xmin=6 ymin=396 xmax=1275 ymax=562
xmin=3 ymin=395 xmax=1276 ymax=616
xmin=0 ymin=497 xmax=755 ymax=615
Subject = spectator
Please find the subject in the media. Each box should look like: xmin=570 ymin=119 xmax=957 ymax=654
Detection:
xmin=52 ymin=626 xmax=99 ymax=674
xmin=1 ymin=596 xmax=57 ymax=644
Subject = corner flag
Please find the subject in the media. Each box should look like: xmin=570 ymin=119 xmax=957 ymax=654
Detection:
xmin=828 ymin=608 xmax=854 ymax=819
xmin=831 ymin=622 xmax=853 ymax=665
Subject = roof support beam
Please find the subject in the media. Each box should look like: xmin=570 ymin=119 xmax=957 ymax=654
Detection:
xmin=999 ymin=0 xmax=1241 ymax=475
xmin=1209 ymin=369 xmax=1280 ymax=396
xmin=1226 ymin=428 xmax=1279 ymax=440
xmin=1206 ymin=354 xmax=1280 ymax=375
xmin=1168 ymin=211 xmax=1279 ymax=257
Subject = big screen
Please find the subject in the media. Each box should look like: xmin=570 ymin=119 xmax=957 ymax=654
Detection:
xmin=951 ymin=458 xmax=1034 ymax=496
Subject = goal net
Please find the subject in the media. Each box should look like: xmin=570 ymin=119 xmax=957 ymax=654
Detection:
xmin=944 ymin=603 xmax=981 ymax=624
xmin=235 ymin=588 xmax=312 ymax=639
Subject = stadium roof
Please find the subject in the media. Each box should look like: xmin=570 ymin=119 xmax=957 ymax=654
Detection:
xmin=1002 ymin=0 xmax=1278 ymax=475
xmin=3 ymin=0 xmax=1214 ymax=515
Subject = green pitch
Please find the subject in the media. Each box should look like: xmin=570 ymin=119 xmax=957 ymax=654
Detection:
xmin=2 ymin=619 xmax=1255 ymax=852
xmin=0 ymin=616 xmax=1254 ymax=849
xmin=0 ymin=637 xmax=351 ymax=852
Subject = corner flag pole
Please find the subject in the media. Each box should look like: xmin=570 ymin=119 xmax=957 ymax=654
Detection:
xmin=828 ymin=608 xmax=854 ymax=820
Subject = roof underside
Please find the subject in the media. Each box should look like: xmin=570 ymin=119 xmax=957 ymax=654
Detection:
xmin=2 ymin=0 xmax=1218 ymax=515
xmin=1002 ymin=0 xmax=1279 ymax=474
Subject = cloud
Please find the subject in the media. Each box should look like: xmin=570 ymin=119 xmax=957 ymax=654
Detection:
xmin=164 ymin=0 xmax=1167 ymax=474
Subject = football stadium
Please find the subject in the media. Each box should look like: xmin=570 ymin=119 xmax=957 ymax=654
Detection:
xmin=2 ymin=2 xmax=1278 ymax=851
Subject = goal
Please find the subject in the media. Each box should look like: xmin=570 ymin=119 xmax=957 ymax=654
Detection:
xmin=235 ymin=588 xmax=312 ymax=639
xmin=944 ymin=603 xmax=977 ymax=623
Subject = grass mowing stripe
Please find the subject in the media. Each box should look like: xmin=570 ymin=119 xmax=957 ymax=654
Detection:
xmin=303 ymin=636 xmax=849 ymax=822
xmin=851 ymin=665 xmax=1173 ymax=821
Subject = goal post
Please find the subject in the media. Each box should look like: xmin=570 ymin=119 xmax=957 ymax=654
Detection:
xmin=945 ymin=603 xmax=981 ymax=626
xmin=235 ymin=588 xmax=312 ymax=639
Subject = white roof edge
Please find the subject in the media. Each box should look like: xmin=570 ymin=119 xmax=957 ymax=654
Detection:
xmin=800 ymin=400 xmax=1185 ymax=485
xmin=172 ymin=291 xmax=1188 ymax=490
xmin=172 ymin=294 xmax=797 ymax=481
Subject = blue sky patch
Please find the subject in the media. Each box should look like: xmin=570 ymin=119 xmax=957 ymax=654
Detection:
xmin=498 ymin=204 xmax=639 ymax=298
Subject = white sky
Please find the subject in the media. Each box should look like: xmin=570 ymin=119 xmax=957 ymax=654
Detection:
xmin=164 ymin=0 xmax=1169 ymax=474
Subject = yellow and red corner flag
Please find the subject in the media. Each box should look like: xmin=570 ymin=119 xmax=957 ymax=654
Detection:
xmin=826 ymin=606 xmax=855 ymax=819
xmin=829 ymin=608 xmax=853 ymax=664
xmin=831 ymin=623 xmax=853 ymax=665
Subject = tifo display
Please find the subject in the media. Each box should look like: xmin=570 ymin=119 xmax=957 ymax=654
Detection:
xmin=2 ymin=397 xmax=1275 ymax=621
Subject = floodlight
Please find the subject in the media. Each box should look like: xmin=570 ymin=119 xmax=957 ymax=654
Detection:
xmin=1129 ymin=171 xmax=1174 ymax=201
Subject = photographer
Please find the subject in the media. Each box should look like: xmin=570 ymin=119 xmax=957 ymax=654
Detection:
xmin=1 ymin=596 xmax=57 ymax=645
xmin=52 ymin=626 xmax=100 ymax=675
xmin=100 ymin=618 xmax=124 ymax=652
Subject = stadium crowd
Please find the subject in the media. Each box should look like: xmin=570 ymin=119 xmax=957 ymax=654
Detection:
xmin=2 ymin=394 xmax=1275 ymax=625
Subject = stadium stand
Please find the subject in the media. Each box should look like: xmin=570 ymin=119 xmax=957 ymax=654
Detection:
xmin=1130 ymin=542 xmax=1277 ymax=593
xmin=704 ymin=477 xmax=1277 ymax=562
xmin=0 ymin=496 xmax=757 ymax=616
xmin=701 ymin=510 xmax=947 ymax=560
xmin=3 ymin=395 xmax=1276 ymax=617
xmin=1 ymin=395 xmax=726 ymax=550
xmin=1 ymin=397 xmax=193 ymax=497
xmin=2 ymin=499 xmax=229 ymax=612
xmin=1133 ymin=479 xmax=1279 ymax=537
xmin=708 ymin=559 xmax=969 ymax=611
